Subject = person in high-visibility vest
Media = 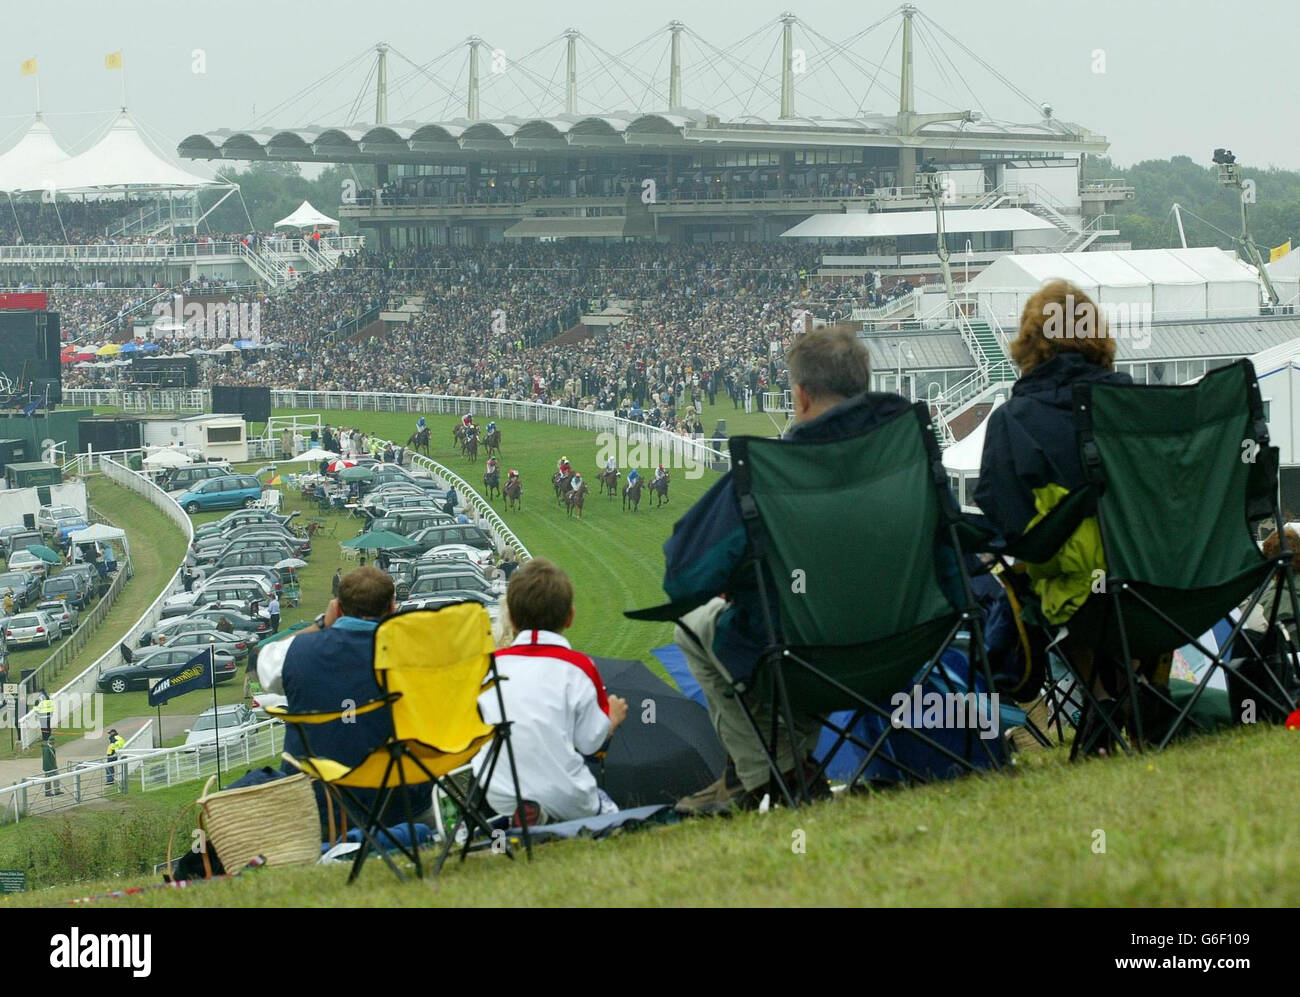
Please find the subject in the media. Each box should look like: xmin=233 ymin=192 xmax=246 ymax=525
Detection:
xmin=34 ymin=689 xmax=54 ymax=742
xmin=105 ymin=728 xmax=126 ymax=786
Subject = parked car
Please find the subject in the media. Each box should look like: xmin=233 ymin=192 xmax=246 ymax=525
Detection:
xmin=0 ymin=569 xmax=43 ymax=607
xmin=207 ymin=546 xmax=298 ymax=575
xmin=4 ymin=529 xmax=44 ymax=563
xmin=147 ymin=616 xmax=258 ymax=649
xmin=398 ymin=590 xmax=501 ymax=624
xmin=4 ymin=610 xmax=61 ymax=648
xmin=61 ymin=563 xmax=104 ymax=596
xmin=164 ymin=463 xmax=233 ymax=495
xmin=177 ymin=475 xmax=264 ymax=514
xmin=6 ymin=550 xmax=51 ymax=578
xmin=411 ymin=559 xmax=498 ymax=588
xmin=160 ymin=583 xmax=267 ymax=618
xmin=183 ymin=606 xmax=271 ymax=636
xmin=191 ymin=509 xmax=294 ymax=542
xmin=192 ymin=532 xmax=308 ymax=562
xmin=36 ymin=505 xmax=83 ymax=535
xmin=406 ymin=523 xmax=494 ymax=553
xmin=0 ymin=525 xmax=30 ymax=558
xmin=201 ymin=565 xmax=282 ymax=592
xmin=365 ymin=511 xmax=453 ymax=538
xmin=52 ymin=517 xmax=90 ymax=545
xmin=182 ymin=704 xmax=257 ymax=751
xmin=420 ymin=543 xmax=496 ymax=569
xmin=40 ymin=572 xmax=92 ymax=610
xmin=406 ymin=572 xmax=501 ymax=601
xmin=249 ymin=691 xmax=287 ymax=721
xmin=97 ymin=645 xmax=238 ymax=693
xmin=157 ymin=629 xmax=254 ymax=662
xmin=36 ymin=599 xmax=78 ymax=635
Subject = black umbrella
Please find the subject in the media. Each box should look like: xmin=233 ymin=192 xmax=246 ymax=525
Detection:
xmin=587 ymin=656 xmax=726 ymax=808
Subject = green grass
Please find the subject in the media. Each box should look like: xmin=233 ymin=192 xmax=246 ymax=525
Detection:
xmin=4 ymin=725 xmax=1298 ymax=907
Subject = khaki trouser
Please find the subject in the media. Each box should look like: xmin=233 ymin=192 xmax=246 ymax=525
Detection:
xmin=676 ymin=598 xmax=819 ymax=792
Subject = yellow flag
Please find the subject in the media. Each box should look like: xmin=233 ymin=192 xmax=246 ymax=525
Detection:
xmin=1270 ymin=240 xmax=1292 ymax=263
xmin=104 ymin=51 xmax=123 ymax=70
xmin=21 ymin=58 xmax=37 ymax=76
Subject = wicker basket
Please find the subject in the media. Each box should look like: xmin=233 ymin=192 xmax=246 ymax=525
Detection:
xmin=169 ymin=773 xmax=321 ymax=874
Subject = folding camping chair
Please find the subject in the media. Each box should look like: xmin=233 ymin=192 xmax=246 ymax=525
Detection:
xmin=991 ymin=359 xmax=1300 ymax=755
xmin=635 ymin=402 xmax=1004 ymax=808
xmin=268 ymin=602 xmax=531 ymax=883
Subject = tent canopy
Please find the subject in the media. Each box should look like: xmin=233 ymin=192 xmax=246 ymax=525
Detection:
xmin=0 ymin=114 xmax=71 ymax=193
xmin=781 ymin=207 xmax=1056 ymax=239
xmin=8 ymin=111 xmax=221 ymax=194
xmin=275 ymin=200 xmax=338 ymax=230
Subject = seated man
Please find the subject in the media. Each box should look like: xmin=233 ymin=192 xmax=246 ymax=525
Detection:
xmin=256 ymin=566 xmax=427 ymax=831
xmin=476 ymin=558 xmax=628 ymax=826
xmin=658 ymin=327 xmax=911 ymax=814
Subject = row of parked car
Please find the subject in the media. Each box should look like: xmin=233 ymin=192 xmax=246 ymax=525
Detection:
xmin=95 ymin=506 xmax=301 ymax=695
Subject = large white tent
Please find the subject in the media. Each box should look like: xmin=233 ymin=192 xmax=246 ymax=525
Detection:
xmin=965 ymin=247 xmax=1263 ymax=324
xmin=781 ymin=207 xmax=1055 ymax=240
xmin=275 ymin=200 xmax=338 ymax=230
xmin=0 ymin=114 xmax=71 ymax=192
xmin=1265 ymin=245 xmax=1300 ymax=310
xmin=7 ymin=111 xmax=220 ymax=194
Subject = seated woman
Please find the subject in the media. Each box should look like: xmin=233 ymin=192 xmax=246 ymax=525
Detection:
xmin=975 ymin=280 xmax=1142 ymax=747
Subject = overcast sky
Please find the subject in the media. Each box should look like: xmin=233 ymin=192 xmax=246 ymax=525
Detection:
xmin=2 ymin=0 xmax=1297 ymax=171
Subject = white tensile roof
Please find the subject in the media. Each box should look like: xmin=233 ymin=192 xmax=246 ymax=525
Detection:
xmin=0 ymin=115 xmax=71 ymax=192
xmin=9 ymin=111 xmax=219 ymax=194
xmin=781 ymin=207 xmax=1055 ymax=239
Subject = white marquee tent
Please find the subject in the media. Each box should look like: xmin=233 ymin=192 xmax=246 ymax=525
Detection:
xmin=1265 ymin=246 xmax=1300 ymax=310
xmin=275 ymin=200 xmax=338 ymax=231
xmin=0 ymin=114 xmax=71 ymax=192
xmin=965 ymin=247 xmax=1263 ymax=324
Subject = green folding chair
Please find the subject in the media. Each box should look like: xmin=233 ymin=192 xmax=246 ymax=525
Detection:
xmin=992 ymin=360 xmax=1300 ymax=755
xmin=717 ymin=402 xmax=1004 ymax=806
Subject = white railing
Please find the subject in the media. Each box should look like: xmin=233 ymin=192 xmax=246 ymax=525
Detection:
xmin=19 ymin=457 xmax=193 ymax=748
xmin=851 ymin=289 xmax=921 ymax=322
xmin=131 ymin=721 xmax=285 ymax=793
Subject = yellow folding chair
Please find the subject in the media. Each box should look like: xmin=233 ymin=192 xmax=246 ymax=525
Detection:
xmin=269 ymin=602 xmax=531 ymax=883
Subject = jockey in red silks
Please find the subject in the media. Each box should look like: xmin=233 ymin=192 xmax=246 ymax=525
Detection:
xmin=462 ymin=411 xmax=476 ymax=431
xmin=558 ymin=455 xmax=572 ymax=478
xmin=486 ymin=456 xmax=500 ymax=476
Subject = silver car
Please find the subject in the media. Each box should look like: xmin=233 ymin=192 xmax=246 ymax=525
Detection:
xmin=4 ymin=610 xmax=61 ymax=648
xmin=36 ymin=599 xmax=78 ymax=635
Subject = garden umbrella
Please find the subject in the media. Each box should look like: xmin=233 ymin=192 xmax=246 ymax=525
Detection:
xmin=585 ymin=656 xmax=727 ymax=808
xmin=290 ymin=448 xmax=339 ymax=463
xmin=340 ymin=530 xmax=416 ymax=552
xmin=339 ymin=465 xmax=373 ymax=483
xmin=25 ymin=544 xmax=63 ymax=564
xmin=326 ymin=458 xmax=356 ymax=473
xmin=96 ymin=343 xmax=121 ymax=356
xmin=274 ymin=558 xmax=308 ymax=570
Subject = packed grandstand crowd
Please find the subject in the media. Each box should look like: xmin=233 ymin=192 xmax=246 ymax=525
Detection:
xmin=54 ymin=242 xmax=914 ymax=427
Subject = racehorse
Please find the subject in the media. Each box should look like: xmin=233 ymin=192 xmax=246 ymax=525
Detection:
xmin=484 ymin=427 xmax=502 ymax=458
xmin=622 ymin=477 xmax=644 ymax=512
xmin=407 ymin=426 xmax=430 ymax=455
xmin=597 ymin=467 xmax=620 ymax=499
xmin=648 ymin=471 xmax=671 ymax=507
xmin=504 ymin=476 xmax=523 ymax=511
xmin=462 ymin=429 xmax=479 ymax=462
xmin=565 ymin=481 xmax=589 ymax=520
xmin=483 ymin=467 xmax=500 ymax=501
xmin=452 ymin=423 xmax=465 ymax=448
xmin=552 ymin=470 xmax=572 ymax=505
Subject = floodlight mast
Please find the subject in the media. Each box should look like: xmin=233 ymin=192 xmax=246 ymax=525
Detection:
xmin=1214 ymin=149 xmax=1280 ymax=307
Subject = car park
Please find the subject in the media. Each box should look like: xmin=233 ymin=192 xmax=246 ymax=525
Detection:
xmin=0 ymin=569 xmax=42 ymax=607
xmin=4 ymin=610 xmax=61 ymax=648
xmin=98 ymin=646 xmax=238 ymax=693
xmin=36 ymin=599 xmax=78 ymax=635
xmin=177 ymin=475 xmax=265 ymax=514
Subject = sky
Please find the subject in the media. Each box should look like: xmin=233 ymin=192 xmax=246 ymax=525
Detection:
xmin=1 ymin=0 xmax=1298 ymax=171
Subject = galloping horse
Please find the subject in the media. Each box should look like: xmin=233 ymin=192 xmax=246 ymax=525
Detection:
xmin=504 ymin=476 xmax=523 ymax=511
xmin=597 ymin=467 xmax=620 ymax=499
xmin=552 ymin=470 xmax=573 ymax=505
xmin=483 ymin=467 xmax=500 ymax=501
xmin=484 ymin=427 xmax=502 ymax=458
xmin=648 ymin=471 xmax=671 ymax=507
xmin=407 ymin=426 xmax=431 ymax=456
xmin=452 ymin=423 xmax=465 ymax=449
xmin=622 ymin=477 xmax=644 ymax=512
xmin=462 ymin=429 xmax=479 ymax=462
xmin=565 ymin=481 xmax=589 ymax=520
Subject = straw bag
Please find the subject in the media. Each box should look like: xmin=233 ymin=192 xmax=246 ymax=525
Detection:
xmin=167 ymin=772 xmax=321 ymax=877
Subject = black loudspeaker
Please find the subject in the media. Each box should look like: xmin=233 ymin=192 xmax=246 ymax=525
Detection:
xmin=212 ymin=386 xmax=271 ymax=424
xmin=0 ymin=310 xmax=61 ymax=404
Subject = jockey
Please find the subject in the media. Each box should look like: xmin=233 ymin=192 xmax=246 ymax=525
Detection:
xmin=627 ymin=467 xmax=641 ymax=489
xmin=570 ymin=472 xmax=583 ymax=491
xmin=486 ymin=456 xmax=499 ymax=476
xmin=461 ymin=412 xmax=475 ymax=430
xmin=558 ymin=455 xmax=572 ymax=477
xmin=507 ymin=468 xmax=520 ymax=483
xmin=486 ymin=420 xmax=497 ymax=436
xmin=653 ymin=463 xmax=667 ymax=484
xmin=416 ymin=415 xmax=427 ymax=434
xmin=604 ymin=454 xmax=617 ymax=475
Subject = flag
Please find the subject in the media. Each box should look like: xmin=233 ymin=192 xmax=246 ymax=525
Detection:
xmin=147 ymin=649 xmax=215 ymax=707
xmin=104 ymin=51 xmax=123 ymax=70
xmin=1271 ymin=240 xmax=1292 ymax=263
xmin=21 ymin=58 xmax=37 ymax=76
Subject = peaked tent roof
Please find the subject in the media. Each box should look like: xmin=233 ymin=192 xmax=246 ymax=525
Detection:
xmin=0 ymin=115 xmax=72 ymax=193
xmin=13 ymin=111 xmax=222 ymax=194
xmin=274 ymin=200 xmax=338 ymax=230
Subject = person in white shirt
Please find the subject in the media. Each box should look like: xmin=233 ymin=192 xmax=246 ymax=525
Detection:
xmin=477 ymin=558 xmax=628 ymax=825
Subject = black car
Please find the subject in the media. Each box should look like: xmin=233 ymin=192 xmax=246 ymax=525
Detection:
xmin=98 ymin=646 xmax=239 ymax=694
xmin=0 ymin=570 xmax=42 ymax=608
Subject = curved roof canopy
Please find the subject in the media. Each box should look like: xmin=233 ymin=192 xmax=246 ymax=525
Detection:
xmin=0 ymin=115 xmax=72 ymax=193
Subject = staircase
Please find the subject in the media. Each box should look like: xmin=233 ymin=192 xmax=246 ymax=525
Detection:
xmin=239 ymin=244 xmax=296 ymax=288
xmin=965 ymin=318 xmax=1015 ymax=381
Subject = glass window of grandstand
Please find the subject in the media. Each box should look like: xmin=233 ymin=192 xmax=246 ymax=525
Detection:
xmin=1118 ymin=358 xmax=1211 ymax=386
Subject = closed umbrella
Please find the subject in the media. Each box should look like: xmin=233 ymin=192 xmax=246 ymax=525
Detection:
xmin=585 ymin=656 xmax=727 ymax=808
